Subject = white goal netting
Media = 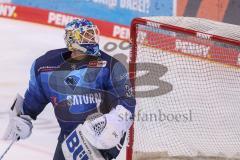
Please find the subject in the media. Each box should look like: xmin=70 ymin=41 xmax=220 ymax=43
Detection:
xmin=130 ymin=17 xmax=240 ymax=160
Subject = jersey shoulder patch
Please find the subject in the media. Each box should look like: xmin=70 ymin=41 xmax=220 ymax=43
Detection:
xmin=34 ymin=48 xmax=69 ymax=75
xmin=99 ymin=50 xmax=122 ymax=69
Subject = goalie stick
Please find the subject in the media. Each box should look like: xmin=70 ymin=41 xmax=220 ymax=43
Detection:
xmin=0 ymin=137 xmax=19 ymax=160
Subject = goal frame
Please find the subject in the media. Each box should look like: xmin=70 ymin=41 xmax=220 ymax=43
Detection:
xmin=127 ymin=17 xmax=240 ymax=160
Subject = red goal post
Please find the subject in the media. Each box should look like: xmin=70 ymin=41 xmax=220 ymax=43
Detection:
xmin=127 ymin=16 xmax=240 ymax=160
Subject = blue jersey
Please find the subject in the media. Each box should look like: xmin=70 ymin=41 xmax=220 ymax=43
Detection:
xmin=23 ymin=48 xmax=135 ymax=141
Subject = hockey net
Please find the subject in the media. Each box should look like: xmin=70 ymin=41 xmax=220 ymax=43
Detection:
xmin=127 ymin=17 xmax=240 ymax=160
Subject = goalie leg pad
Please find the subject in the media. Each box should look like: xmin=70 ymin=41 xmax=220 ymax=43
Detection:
xmin=61 ymin=124 xmax=105 ymax=160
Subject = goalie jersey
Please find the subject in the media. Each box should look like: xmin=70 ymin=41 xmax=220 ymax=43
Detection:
xmin=22 ymin=48 xmax=136 ymax=142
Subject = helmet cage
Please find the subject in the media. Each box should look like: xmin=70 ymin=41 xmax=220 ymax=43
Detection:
xmin=65 ymin=25 xmax=100 ymax=48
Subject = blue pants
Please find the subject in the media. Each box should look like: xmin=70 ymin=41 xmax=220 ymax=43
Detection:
xmin=53 ymin=133 xmax=126 ymax=160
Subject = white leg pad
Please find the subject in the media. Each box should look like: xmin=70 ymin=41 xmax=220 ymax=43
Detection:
xmin=62 ymin=124 xmax=105 ymax=160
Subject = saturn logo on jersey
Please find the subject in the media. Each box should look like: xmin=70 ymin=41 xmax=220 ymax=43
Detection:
xmin=64 ymin=75 xmax=80 ymax=90
xmin=67 ymin=93 xmax=101 ymax=114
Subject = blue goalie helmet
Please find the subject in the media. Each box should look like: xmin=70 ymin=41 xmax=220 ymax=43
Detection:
xmin=64 ymin=18 xmax=100 ymax=56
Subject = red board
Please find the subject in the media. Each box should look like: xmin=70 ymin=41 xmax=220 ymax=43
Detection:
xmin=0 ymin=3 xmax=130 ymax=40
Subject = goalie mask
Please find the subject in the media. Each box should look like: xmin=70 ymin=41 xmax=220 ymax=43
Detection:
xmin=64 ymin=19 xmax=100 ymax=56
